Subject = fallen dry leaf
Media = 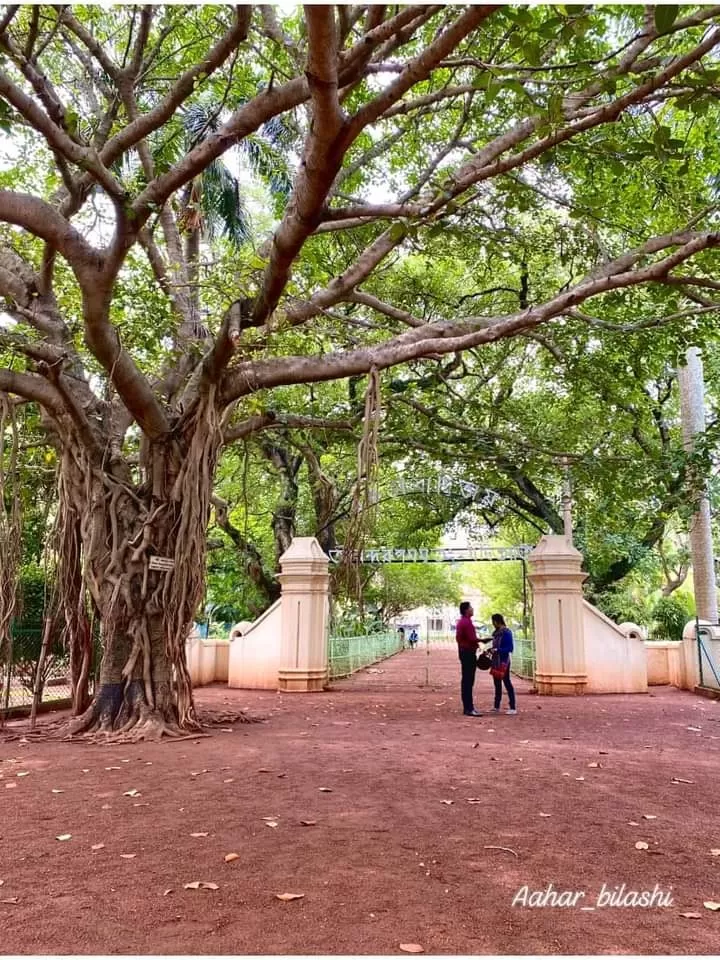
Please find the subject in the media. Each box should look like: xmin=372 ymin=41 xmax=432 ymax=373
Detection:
xmin=265 ymin=820 xmax=279 ymax=828
xmin=16 ymin=771 xmax=29 ymax=778
xmin=588 ymin=762 xmax=601 ymax=768
xmin=680 ymin=912 xmax=702 ymax=919
xmin=5 ymin=783 xmax=17 ymax=789
xmin=539 ymin=813 xmax=551 ymax=818
xmin=0 ymin=897 xmax=19 ymax=904
xmin=635 ymin=841 xmax=649 ymax=850
xmin=465 ymin=798 xmax=482 ymax=804
xmin=223 ymin=779 xmax=234 ymax=784
xmin=671 ymin=777 xmax=694 ymax=784
xmin=399 ymin=945 xmax=424 ymax=954
xmin=120 ymin=853 xmax=136 ymax=859
xmin=105 ymin=766 xmax=121 ymax=771
xmin=704 ymin=901 xmax=720 ymax=911
xmin=91 ymin=843 xmax=105 ymax=851
xmin=56 ymin=834 xmax=72 ymax=841
xmin=51 ymin=789 xmax=64 ymax=794
xmin=628 ymin=821 xmax=640 ymax=826
xmin=184 ymin=881 xmax=219 ymax=890
xmin=710 ymin=849 xmax=720 ymax=857
xmin=123 ymin=789 xmax=141 ymax=798
xmin=190 ymin=832 xmax=209 ymax=838
xmin=163 ymin=889 xmax=172 ymax=896
xmin=439 ymin=799 xmax=454 ymax=805
xmin=318 ymin=787 xmax=332 ymax=792
xmin=484 ymin=844 xmax=518 ymax=857
xmin=575 ymin=777 xmax=585 ymax=781
xmin=642 ymin=815 xmax=658 ymax=820
xmin=275 ymin=892 xmax=304 ymax=901
xmin=224 ymin=853 xmax=240 ymax=863
xmin=687 ymin=726 xmax=701 ymax=732
xmin=300 ymin=820 xmax=317 ymax=826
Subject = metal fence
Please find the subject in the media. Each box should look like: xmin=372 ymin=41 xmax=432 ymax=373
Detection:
xmin=512 ymin=634 xmax=536 ymax=680
xmin=0 ymin=624 xmax=73 ymax=720
xmin=328 ymin=631 xmax=403 ymax=679
xmin=423 ymin=628 xmax=536 ymax=680
xmin=696 ymin=621 xmax=720 ymax=691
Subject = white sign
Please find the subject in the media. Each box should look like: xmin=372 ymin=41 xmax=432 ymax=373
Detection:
xmin=328 ymin=545 xmax=532 ymax=564
xmin=394 ymin=475 xmax=499 ymax=509
xmin=149 ymin=556 xmax=175 ymax=571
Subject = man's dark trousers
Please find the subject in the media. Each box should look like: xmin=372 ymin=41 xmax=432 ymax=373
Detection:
xmin=458 ymin=648 xmax=477 ymax=713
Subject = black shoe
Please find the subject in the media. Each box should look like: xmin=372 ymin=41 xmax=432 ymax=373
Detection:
xmin=463 ymin=709 xmax=483 ymax=717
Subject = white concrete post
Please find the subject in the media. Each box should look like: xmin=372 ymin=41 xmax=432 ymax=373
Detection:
xmin=277 ymin=537 xmax=330 ymax=692
xmin=528 ymin=535 xmax=588 ymax=695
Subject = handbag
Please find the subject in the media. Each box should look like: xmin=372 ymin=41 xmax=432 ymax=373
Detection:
xmin=476 ymin=651 xmax=493 ymax=671
xmin=489 ymin=651 xmax=508 ymax=679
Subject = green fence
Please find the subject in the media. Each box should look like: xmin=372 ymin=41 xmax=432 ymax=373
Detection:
xmin=512 ymin=634 xmax=536 ymax=680
xmin=328 ymin=631 xmax=403 ymax=679
xmin=1 ymin=624 xmax=73 ymax=719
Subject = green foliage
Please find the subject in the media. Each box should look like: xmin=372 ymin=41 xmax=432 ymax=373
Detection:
xmin=15 ymin=564 xmax=49 ymax=626
xmin=654 ymin=5 xmax=679 ymax=34
xmin=362 ymin=562 xmax=463 ymax=625
xmin=651 ymin=591 xmax=695 ymax=641
xmin=465 ymin=560 xmax=527 ymax=628
xmin=592 ymin=582 xmax=654 ymax=628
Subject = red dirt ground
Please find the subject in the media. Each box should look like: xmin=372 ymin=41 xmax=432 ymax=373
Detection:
xmin=1 ymin=648 xmax=719 ymax=955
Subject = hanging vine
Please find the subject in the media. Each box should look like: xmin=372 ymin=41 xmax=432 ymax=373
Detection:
xmin=337 ymin=367 xmax=382 ymax=605
xmin=0 ymin=395 xmax=22 ymax=725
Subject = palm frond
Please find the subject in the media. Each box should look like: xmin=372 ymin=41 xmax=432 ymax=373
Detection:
xmin=242 ymin=135 xmax=293 ymax=200
xmin=261 ymin=113 xmax=297 ymax=149
xmin=201 ymin=159 xmax=252 ymax=246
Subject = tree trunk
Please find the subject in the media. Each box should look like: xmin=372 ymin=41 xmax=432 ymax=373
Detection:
xmin=678 ymin=347 xmax=718 ymax=622
xmin=61 ymin=398 xmax=222 ymax=739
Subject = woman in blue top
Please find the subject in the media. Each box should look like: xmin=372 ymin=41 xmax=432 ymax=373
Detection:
xmin=491 ymin=613 xmax=517 ymax=715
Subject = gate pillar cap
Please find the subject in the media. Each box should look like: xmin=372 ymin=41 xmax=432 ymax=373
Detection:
xmin=528 ymin=534 xmax=583 ymax=563
xmin=279 ymin=537 xmax=329 ymax=565
xmin=684 ymin=618 xmax=720 ymax=641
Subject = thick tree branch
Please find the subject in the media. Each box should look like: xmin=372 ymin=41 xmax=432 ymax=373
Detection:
xmin=223 ymin=230 xmax=720 ymax=401
xmin=345 ymin=6 xmax=498 ymax=140
xmin=0 ymin=192 xmax=101 ymax=276
xmin=0 ymin=368 xmax=65 ymax=413
xmin=224 ymin=411 xmax=359 ymax=444
xmin=347 ymin=291 xmax=424 ymax=328
xmin=0 ymin=69 xmax=125 ymax=199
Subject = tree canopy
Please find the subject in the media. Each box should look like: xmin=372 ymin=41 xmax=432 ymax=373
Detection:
xmin=1 ymin=4 xmax=720 ymax=735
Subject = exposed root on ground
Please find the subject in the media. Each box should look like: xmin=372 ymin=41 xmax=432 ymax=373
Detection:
xmin=197 ymin=708 xmax=265 ymax=726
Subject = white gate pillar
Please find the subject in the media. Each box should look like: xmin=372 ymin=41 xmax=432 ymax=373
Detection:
xmin=528 ymin=535 xmax=588 ymax=695
xmin=277 ymin=537 xmax=330 ymax=692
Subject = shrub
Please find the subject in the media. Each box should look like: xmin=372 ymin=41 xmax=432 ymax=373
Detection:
xmin=651 ymin=592 xmax=695 ymax=642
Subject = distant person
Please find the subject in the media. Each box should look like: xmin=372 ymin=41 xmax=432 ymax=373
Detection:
xmin=456 ymin=601 xmax=481 ymax=717
xmin=490 ymin=613 xmax=517 ymax=715
xmin=398 ymin=627 xmax=406 ymax=649
xmin=408 ymin=629 xmax=419 ymax=649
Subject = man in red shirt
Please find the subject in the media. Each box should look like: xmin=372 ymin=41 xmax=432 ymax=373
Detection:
xmin=456 ymin=601 xmax=482 ymax=716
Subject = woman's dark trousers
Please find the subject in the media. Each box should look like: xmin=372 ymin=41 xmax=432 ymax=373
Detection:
xmin=493 ymin=669 xmax=516 ymax=710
